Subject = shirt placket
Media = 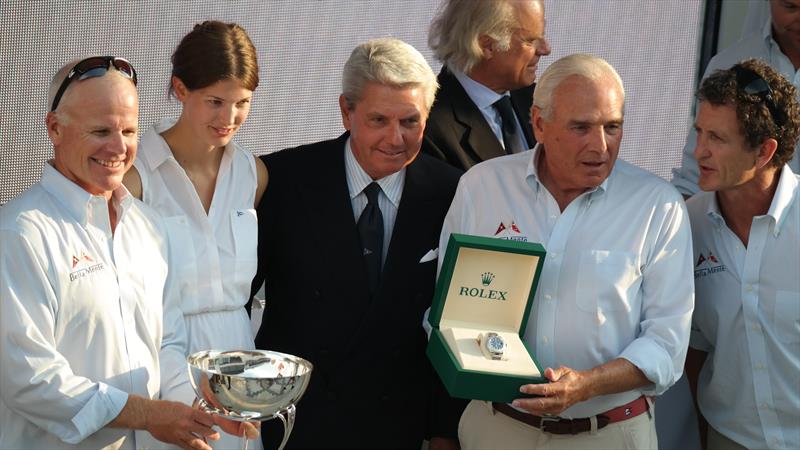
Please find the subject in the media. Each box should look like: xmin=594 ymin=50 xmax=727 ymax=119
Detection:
xmin=741 ymin=217 xmax=785 ymax=450
xmin=529 ymin=192 xmax=581 ymax=368
xmin=170 ymin=160 xmax=225 ymax=310
xmin=200 ymin=215 xmax=224 ymax=309
xmin=88 ymin=198 xmax=139 ymax=395
xmin=114 ymin=225 xmax=152 ymax=399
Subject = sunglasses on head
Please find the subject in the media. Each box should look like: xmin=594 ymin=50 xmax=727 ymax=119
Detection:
xmin=731 ymin=65 xmax=787 ymax=127
xmin=50 ymin=56 xmax=137 ymax=111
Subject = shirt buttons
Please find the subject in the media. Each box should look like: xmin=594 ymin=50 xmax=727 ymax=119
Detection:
xmin=745 ymin=284 xmax=753 ymax=292
xmin=542 ymin=336 xmax=549 ymax=344
xmin=755 ymin=363 xmax=765 ymax=370
xmin=544 ymin=294 xmax=552 ymax=300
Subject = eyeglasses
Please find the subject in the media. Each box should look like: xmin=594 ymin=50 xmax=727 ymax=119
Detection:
xmin=50 ymin=56 xmax=137 ymax=111
xmin=731 ymin=65 xmax=787 ymax=126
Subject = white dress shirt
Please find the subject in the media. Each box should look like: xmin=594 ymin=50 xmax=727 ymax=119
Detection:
xmin=440 ymin=146 xmax=694 ymax=418
xmin=135 ymin=120 xmax=259 ymax=416
xmin=687 ymin=165 xmax=799 ymax=450
xmin=451 ymin=68 xmax=529 ymax=153
xmin=344 ymin=138 xmax=404 ymax=263
xmin=0 ymin=163 xmax=184 ymax=449
xmin=672 ymin=17 xmax=800 ymax=196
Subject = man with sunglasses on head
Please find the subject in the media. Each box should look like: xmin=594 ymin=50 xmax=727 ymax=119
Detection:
xmin=0 ymin=57 xmax=232 ymax=450
xmin=685 ymin=58 xmax=800 ymax=450
xmin=673 ymin=0 xmax=800 ymax=198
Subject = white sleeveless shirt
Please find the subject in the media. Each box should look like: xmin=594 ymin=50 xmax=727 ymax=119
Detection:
xmin=135 ymin=119 xmax=261 ymax=449
xmin=135 ymin=118 xmax=258 ymax=376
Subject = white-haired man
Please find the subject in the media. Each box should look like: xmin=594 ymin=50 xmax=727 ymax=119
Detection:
xmin=423 ymin=0 xmax=551 ymax=170
xmin=0 ymin=57 xmax=237 ymax=449
xmin=440 ymin=53 xmax=694 ymax=449
xmin=252 ymin=38 xmax=463 ymax=449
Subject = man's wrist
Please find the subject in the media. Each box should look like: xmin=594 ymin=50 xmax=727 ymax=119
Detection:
xmin=136 ymin=396 xmax=154 ymax=431
xmin=576 ymin=369 xmax=595 ymax=402
xmin=109 ymin=394 xmax=149 ymax=431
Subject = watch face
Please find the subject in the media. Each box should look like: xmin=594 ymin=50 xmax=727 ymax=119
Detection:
xmin=486 ymin=334 xmax=505 ymax=353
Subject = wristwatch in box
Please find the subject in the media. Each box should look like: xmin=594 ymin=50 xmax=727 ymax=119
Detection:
xmin=483 ymin=332 xmax=507 ymax=360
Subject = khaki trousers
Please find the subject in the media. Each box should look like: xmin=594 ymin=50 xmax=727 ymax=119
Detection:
xmin=458 ymin=400 xmax=658 ymax=450
xmin=707 ymin=426 xmax=748 ymax=450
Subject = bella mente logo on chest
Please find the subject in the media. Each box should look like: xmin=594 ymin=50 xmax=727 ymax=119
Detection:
xmin=694 ymin=251 xmax=726 ymax=278
xmin=68 ymin=251 xmax=105 ymax=282
xmin=458 ymin=272 xmax=508 ymax=301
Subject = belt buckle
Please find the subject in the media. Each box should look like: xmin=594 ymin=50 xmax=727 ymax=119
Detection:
xmin=539 ymin=414 xmax=560 ymax=433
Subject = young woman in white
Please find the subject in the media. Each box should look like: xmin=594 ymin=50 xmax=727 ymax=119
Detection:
xmin=124 ymin=21 xmax=267 ymax=448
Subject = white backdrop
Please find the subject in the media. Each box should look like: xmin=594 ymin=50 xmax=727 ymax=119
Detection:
xmin=0 ymin=0 xmax=704 ymax=204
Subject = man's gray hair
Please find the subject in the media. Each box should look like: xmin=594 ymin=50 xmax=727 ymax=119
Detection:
xmin=342 ymin=37 xmax=438 ymax=112
xmin=429 ymin=0 xmax=540 ymax=74
xmin=533 ymin=53 xmax=625 ymax=120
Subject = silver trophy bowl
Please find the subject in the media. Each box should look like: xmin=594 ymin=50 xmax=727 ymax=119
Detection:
xmin=188 ymin=350 xmax=313 ymax=450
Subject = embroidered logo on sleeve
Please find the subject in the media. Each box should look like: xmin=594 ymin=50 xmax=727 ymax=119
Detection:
xmin=69 ymin=251 xmax=105 ymax=282
xmin=493 ymin=220 xmax=527 ymax=242
xmin=694 ymin=251 xmax=725 ymax=278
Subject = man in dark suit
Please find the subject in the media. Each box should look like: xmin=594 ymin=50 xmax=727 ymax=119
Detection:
xmin=424 ymin=0 xmax=551 ymax=170
xmin=252 ymin=38 xmax=462 ymax=449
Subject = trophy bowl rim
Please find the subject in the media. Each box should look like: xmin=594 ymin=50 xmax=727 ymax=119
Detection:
xmin=187 ymin=349 xmax=314 ymax=380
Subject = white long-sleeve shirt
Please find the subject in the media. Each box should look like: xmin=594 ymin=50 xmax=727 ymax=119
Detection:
xmin=344 ymin=138 xmax=404 ymax=263
xmin=440 ymin=147 xmax=694 ymax=418
xmin=688 ymin=165 xmax=800 ymax=450
xmin=0 ymin=163 xmax=187 ymax=449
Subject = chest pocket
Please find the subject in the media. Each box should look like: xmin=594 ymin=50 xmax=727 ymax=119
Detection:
xmin=773 ymin=290 xmax=800 ymax=344
xmin=577 ymin=250 xmax=641 ymax=313
xmin=231 ymin=209 xmax=258 ymax=294
xmin=163 ymin=215 xmax=198 ymax=303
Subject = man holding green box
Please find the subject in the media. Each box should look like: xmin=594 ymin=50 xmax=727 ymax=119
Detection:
xmin=438 ymin=53 xmax=694 ymax=449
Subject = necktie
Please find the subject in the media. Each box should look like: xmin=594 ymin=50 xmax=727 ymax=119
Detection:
xmin=493 ymin=96 xmax=525 ymax=154
xmin=357 ymin=182 xmax=384 ymax=296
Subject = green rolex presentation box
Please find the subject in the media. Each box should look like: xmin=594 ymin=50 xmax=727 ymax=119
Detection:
xmin=426 ymin=233 xmax=547 ymax=403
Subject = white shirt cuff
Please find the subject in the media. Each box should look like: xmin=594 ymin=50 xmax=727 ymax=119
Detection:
xmin=68 ymin=383 xmax=128 ymax=444
xmin=619 ymin=337 xmax=677 ymax=396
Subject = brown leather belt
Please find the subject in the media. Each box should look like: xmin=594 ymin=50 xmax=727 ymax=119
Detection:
xmin=492 ymin=396 xmax=649 ymax=435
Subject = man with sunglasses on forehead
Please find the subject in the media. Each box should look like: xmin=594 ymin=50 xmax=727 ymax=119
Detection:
xmin=686 ymin=58 xmax=800 ymax=450
xmin=0 ymin=57 xmax=229 ymax=450
xmin=673 ymin=0 xmax=800 ymax=198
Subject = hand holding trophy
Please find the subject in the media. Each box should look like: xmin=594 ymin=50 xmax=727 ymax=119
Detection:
xmin=188 ymin=350 xmax=313 ymax=450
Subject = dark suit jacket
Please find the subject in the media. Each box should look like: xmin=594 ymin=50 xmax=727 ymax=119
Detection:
xmin=252 ymin=133 xmax=463 ymax=449
xmin=423 ymin=65 xmax=536 ymax=171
